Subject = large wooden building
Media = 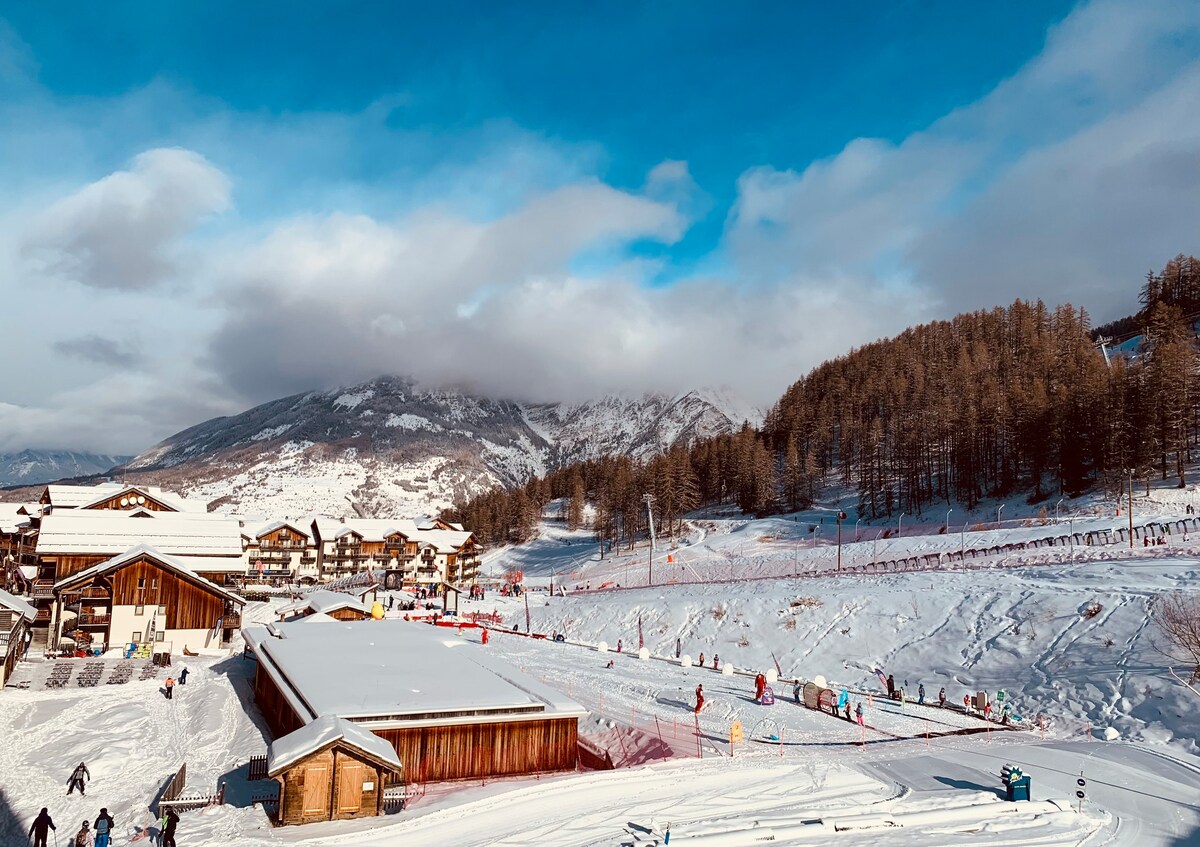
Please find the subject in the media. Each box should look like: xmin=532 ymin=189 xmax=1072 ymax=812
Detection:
xmin=0 ymin=588 xmax=36 ymax=686
xmin=267 ymin=715 xmax=403 ymax=826
xmin=243 ymin=620 xmax=585 ymax=787
xmin=310 ymin=518 xmax=480 ymax=588
xmin=52 ymin=545 xmax=245 ymax=654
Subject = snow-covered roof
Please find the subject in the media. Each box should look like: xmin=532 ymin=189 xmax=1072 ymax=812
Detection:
xmin=243 ymin=619 xmax=587 ymax=729
xmin=251 ymin=519 xmax=311 ymax=541
xmin=411 ymin=528 xmax=476 ymax=554
xmin=0 ymin=587 xmax=36 ymax=621
xmin=43 ymin=483 xmax=209 ymax=513
xmin=332 ymin=518 xmax=418 ymax=543
xmin=54 ymin=545 xmax=245 ymax=606
xmin=35 ymin=510 xmax=245 ymax=565
xmin=278 ymin=590 xmax=371 ymax=617
xmin=295 ymin=611 xmax=339 ymax=624
xmin=267 ymin=714 xmax=402 ymax=777
xmin=0 ymin=503 xmax=31 ymax=534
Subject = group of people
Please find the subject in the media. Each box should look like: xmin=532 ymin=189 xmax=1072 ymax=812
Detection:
xmin=499 ymin=583 xmax=523 ymax=597
xmin=162 ymin=667 xmax=189 ymax=700
xmin=31 ymin=762 xmax=182 ymax=846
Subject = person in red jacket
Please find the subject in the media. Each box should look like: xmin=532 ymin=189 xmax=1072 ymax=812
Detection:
xmin=694 ymin=684 xmax=705 ymax=713
xmin=481 ymin=628 xmax=489 ymax=645
xmin=754 ymin=673 xmax=766 ymax=702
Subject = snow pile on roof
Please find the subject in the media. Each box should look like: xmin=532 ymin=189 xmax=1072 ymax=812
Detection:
xmin=243 ymin=619 xmax=586 ymax=726
xmin=250 ymin=519 xmax=311 ymax=540
xmin=36 ymin=510 xmax=244 ymax=562
xmin=277 ymin=590 xmax=371 ymax=617
xmin=44 ymin=483 xmax=209 ymax=513
xmin=0 ymin=503 xmax=32 ymax=534
xmin=0 ymin=587 xmax=36 ymax=621
xmin=267 ymin=714 xmax=402 ymax=776
xmin=296 ymin=611 xmax=339 ymax=624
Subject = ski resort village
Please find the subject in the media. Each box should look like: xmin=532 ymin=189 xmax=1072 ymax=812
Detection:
xmin=7 ymin=2 xmax=1200 ymax=846
xmin=1 ymin=474 xmax=1200 ymax=846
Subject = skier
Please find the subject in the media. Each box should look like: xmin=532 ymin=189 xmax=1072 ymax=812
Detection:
xmin=841 ymin=689 xmax=852 ymax=721
xmin=28 ymin=808 xmax=55 ymax=847
xmin=855 ymin=701 xmax=865 ymax=726
xmin=793 ymin=681 xmax=802 ymax=704
xmin=73 ymin=819 xmax=91 ymax=847
xmin=938 ymin=686 xmax=946 ymax=707
xmin=164 ymin=676 xmax=175 ymax=700
xmin=676 ymin=638 xmax=681 ymax=659
xmin=617 ymin=639 xmax=622 ymax=653
xmin=67 ymin=760 xmax=90 ymax=796
xmin=161 ymin=807 xmax=180 ymax=847
xmin=918 ymin=683 xmax=925 ymax=705
xmin=963 ymin=693 xmax=972 ymax=712
xmin=699 ymin=652 xmax=705 ymax=668
xmin=694 ymin=684 xmax=704 ymax=713
xmin=178 ymin=667 xmax=189 ymax=686
xmin=481 ymin=628 xmax=489 ymax=645
xmin=754 ymin=673 xmax=766 ymax=703
xmin=606 ymin=659 xmax=615 ymax=669
xmin=93 ymin=809 xmax=115 ymax=847
xmin=713 ymin=653 xmax=720 ymax=669
xmin=886 ymin=674 xmax=896 ymax=700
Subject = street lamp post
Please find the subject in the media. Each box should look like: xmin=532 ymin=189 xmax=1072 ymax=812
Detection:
xmin=1055 ymin=498 xmax=1065 ymax=524
xmin=854 ymin=518 xmax=863 ymax=542
xmin=898 ymin=512 xmax=905 ymax=539
xmin=836 ymin=511 xmax=846 ymax=573
xmin=997 ymin=504 xmax=1005 ymax=526
xmin=1126 ymin=469 xmax=1135 ymax=549
xmin=960 ymin=520 xmax=967 ymax=568
xmin=643 ymin=493 xmax=657 ymax=585
xmin=945 ymin=508 xmax=953 ymax=534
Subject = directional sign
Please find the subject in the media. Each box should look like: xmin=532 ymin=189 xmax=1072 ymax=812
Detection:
xmin=1076 ymin=790 xmax=1086 ymax=799
xmin=1077 ymin=778 xmax=1087 ymax=788
xmin=729 ymin=720 xmax=745 ymax=743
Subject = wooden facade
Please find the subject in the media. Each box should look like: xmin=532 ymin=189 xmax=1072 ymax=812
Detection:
xmin=83 ymin=491 xmax=177 ymax=512
xmin=372 ymin=718 xmax=578 ymax=783
xmin=252 ymin=663 xmax=579 ymax=783
xmin=274 ymin=745 xmax=395 ymax=826
xmin=327 ymin=607 xmax=368 ymax=621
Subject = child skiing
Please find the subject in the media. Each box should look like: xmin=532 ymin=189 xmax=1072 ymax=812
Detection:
xmin=694 ymin=684 xmax=705 ymax=713
xmin=754 ymin=673 xmax=766 ymax=703
xmin=67 ymin=761 xmax=90 ymax=796
xmin=713 ymin=653 xmax=720 ymax=669
xmin=938 ymin=686 xmax=946 ymax=707
xmin=855 ymin=701 xmax=865 ymax=726
xmin=918 ymin=683 xmax=925 ymax=705
xmin=699 ymin=652 xmax=705 ymax=667
xmin=73 ymin=820 xmax=92 ymax=847
xmin=793 ymin=681 xmax=802 ymax=704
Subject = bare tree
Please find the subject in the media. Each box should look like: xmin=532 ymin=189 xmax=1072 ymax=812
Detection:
xmin=1151 ymin=591 xmax=1200 ymax=683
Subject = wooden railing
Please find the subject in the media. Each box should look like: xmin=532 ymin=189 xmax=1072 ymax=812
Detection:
xmin=32 ymin=580 xmax=55 ymax=599
xmin=76 ymin=613 xmax=110 ymax=626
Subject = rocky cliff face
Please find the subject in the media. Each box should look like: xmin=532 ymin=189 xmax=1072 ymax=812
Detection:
xmin=124 ymin=376 xmax=757 ymax=517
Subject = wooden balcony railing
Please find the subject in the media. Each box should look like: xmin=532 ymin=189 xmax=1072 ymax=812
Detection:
xmin=76 ymin=613 xmax=110 ymax=626
xmin=32 ymin=580 xmax=55 ymax=599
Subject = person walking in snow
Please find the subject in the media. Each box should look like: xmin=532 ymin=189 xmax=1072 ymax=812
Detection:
xmin=676 ymin=638 xmax=681 ymax=659
xmin=161 ymin=807 xmax=179 ymax=847
xmin=918 ymin=683 xmax=925 ymax=705
xmin=698 ymin=652 xmax=705 ymax=668
xmin=481 ymin=628 xmax=489 ymax=645
xmin=617 ymin=639 xmax=622 ymax=653
xmin=713 ymin=654 xmax=720 ymax=669
xmin=178 ymin=667 xmax=189 ymax=686
xmin=164 ymin=676 xmax=175 ymax=700
xmin=938 ymin=687 xmax=946 ymax=707
xmin=28 ymin=808 xmax=55 ymax=847
xmin=886 ymin=674 xmax=896 ymax=700
xmin=754 ymin=673 xmax=766 ymax=703
xmin=73 ymin=819 xmax=91 ymax=847
xmin=963 ymin=693 xmax=972 ymax=712
xmin=842 ymin=690 xmax=852 ymax=721
xmin=694 ymin=684 xmax=704 ymax=713
xmin=855 ymin=701 xmax=865 ymax=726
xmin=93 ymin=809 xmax=114 ymax=847
xmin=793 ymin=681 xmax=802 ymax=704
xmin=67 ymin=761 xmax=90 ymax=796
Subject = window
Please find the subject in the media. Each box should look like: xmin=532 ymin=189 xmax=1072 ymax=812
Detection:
xmin=137 ymin=578 xmax=145 ymax=589
xmin=131 ymin=631 xmax=142 ymax=643
xmin=151 ymin=579 xmax=158 ymax=590
xmin=155 ymin=631 xmax=165 ymax=642
xmin=135 ymin=605 xmax=144 ymax=616
xmin=157 ymin=604 xmax=167 ymax=615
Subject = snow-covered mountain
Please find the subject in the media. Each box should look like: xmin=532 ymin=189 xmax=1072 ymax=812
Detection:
xmin=124 ymin=376 xmax=758 ymax=517
xmin=0 ymin=450 xmax=132 ymax=487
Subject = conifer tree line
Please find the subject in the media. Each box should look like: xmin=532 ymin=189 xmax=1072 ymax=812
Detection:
xmin=446 ymin=256 xmax=1200 ymax=544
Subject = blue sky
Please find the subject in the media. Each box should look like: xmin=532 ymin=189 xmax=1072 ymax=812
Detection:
xmin=1 ymin=1 xmax=1199 ymax=453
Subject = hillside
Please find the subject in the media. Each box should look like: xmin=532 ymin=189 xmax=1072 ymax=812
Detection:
xmin=114 ymin=376 xmax=756 ymax=516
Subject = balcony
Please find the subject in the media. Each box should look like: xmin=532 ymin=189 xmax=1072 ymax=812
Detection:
xmin=81 ymin=587 xmax=111 ymax=600
xmin=76 ymin=613 xmax=110 ymax=627
xmin=31 ymin=580 xmax=55 ymax=599
xmin=222 ymin=612 xmax=241 ymax=628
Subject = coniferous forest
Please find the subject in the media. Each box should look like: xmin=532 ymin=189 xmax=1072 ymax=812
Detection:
xmin=446 ymin=256 xmax=1200 ymax=547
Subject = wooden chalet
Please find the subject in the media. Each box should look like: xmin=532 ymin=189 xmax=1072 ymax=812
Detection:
xmin=245 ymin=521 xmax=318 ymax=584
xmin=268 ymin=715 xmax=403 ymax=825
xmin=0 ymin=588 xmax=36 ymax=686
xmin=53 ymin=545 xmax=245 ymax=654
xmin=39 ymin=483 xmax=209 ymax=514
xmin=276 ymin=590 xmax=372 ymax=622
xmin=309 ymin=518 xmax=479 ymax=588
xmin=243 ymin=619 xmax=585 ymax=786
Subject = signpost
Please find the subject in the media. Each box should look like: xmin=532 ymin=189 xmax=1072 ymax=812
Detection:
xmin=1076 ymin=772 xmax=1087 ymax=813
xmin=729 ymin=720 xmax=744 ymax=756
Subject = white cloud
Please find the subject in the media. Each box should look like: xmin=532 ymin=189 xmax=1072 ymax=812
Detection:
xmin=19 ymin=147 xmax=230 ymax=290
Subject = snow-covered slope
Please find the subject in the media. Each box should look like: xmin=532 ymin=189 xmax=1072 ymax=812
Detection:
xmin=0 ymin=450 xmax=131 ymax=487
xmin=122 ymin=376 xmax=755 ymax=516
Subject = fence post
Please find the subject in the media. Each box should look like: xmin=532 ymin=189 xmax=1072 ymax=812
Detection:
xmin=779 ymin=727 xmax=784 ymax=757
xmin=925 ymin=718 xmax=930 ymax=747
